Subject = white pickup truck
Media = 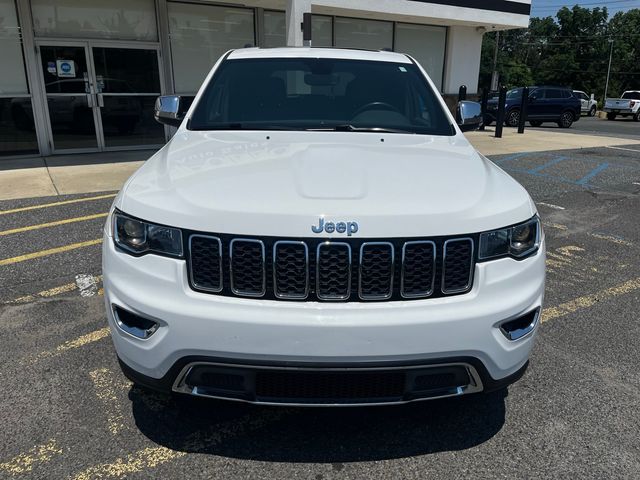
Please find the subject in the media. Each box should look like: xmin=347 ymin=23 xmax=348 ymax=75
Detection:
xmin=604 ymin=90 xmax=640 ymax=121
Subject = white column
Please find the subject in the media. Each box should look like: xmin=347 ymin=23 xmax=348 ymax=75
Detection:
xmin=286 ymin=0 xmax=311 ymax=46
xmin=443 ymin=26 xmax=485 ymax=95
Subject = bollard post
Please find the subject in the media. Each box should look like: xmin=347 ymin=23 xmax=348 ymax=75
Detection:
xmin=302 ymin=13 xmax=312 ymax=46
xmin=494 ymin=85 xmax=507 ymax=139
xmin=479 ymin=88 xmax=489 ymax=131
xmin=517 ymin=86 xmax=529 ymax=134
xmin=458 ymin=85 xmax=467 ymax=102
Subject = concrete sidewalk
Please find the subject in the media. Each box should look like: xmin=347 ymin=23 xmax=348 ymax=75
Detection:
xmin=1 ymin=129 xmax=639 ymax=201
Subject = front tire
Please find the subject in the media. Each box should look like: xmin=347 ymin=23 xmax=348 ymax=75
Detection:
xmin=589 ymin=106 xmax=597 ymax=117
xmin=529 ymin=120 xmax=543 ymax=127
xmin=506 ymin=109 xmax=520 ymax=127
xmin=633 ymin=112 xmax=640 ymax=122
xmin=607 ymin=112 xmax=617 ymax=121
xmin=558 ymin=111 xmax=574 ymax=128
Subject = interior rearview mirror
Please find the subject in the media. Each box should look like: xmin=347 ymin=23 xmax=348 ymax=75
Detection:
xmin=154 ymin=95 xmax=186 ymax=127
xmin=456 ymin=101 xmax=482 ymax=132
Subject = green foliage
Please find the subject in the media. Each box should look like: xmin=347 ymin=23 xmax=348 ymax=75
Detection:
xmin=479 ymin=6 xmax=640 ymax=101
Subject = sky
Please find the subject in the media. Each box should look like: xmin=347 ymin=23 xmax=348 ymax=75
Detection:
xmin=530 ymin=0 xmax=640 ymax=18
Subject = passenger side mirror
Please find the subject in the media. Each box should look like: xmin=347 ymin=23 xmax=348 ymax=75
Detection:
xmin=456 ymin=101 xmax=482 ymax=132
xmin=154 ymin=95 xmax=186 ymax=127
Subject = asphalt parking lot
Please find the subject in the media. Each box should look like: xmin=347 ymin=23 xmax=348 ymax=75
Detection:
xmin=528 ymin=115 xmax=639 ymax=140
xmin=1 ymin=144 xmax=640 ymax=478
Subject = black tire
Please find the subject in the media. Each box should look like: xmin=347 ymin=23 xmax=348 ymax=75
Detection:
xmin=505 ymin=109 xmax=520 ymax=127
xmin=484 ymin=118 xmax=493 ymax=126
xmin=607 ymin=112 xmax=617 ymax=121
xmin=558 ymin=111 xmax=574 ymax=128
xmin=589 ymin=106 xmax=597 ymax=117
xmin=633 ymin=112 xmax=640 ymax=122
xmin=529 ymin=120 xmax=543 ymax=127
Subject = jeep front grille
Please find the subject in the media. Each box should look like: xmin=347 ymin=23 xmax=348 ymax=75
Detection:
xmin=187 ymin=233 xmax=476 ymax=302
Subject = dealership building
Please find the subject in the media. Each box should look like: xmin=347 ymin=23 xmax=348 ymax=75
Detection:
xmin=0 ymin=0 xmax=531 ymax=158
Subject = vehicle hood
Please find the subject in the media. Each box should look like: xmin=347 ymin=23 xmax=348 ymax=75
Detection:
xmin=119 ymin=131 xmax=536 ymax=237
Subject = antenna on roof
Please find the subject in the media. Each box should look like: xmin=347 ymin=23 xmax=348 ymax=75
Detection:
xmin=380 ymin=48 xmax=393 ymax=52
xmin=243 ymin=43 xmax=254 ymax=48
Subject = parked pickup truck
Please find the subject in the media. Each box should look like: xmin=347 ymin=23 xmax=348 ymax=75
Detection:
xmin=604 ymin=91 xmax=640 ymax=121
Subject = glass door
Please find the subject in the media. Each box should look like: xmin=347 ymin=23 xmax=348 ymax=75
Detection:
xmin=37 ymin=42 xmax=165 ymax=153
xmin=90 ymin=46 xmax=165 ymax=149
xmin=38 ymin=43 xmax=100 ymax=152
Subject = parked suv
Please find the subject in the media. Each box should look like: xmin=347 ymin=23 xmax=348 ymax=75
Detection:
xmin=103 ymin=48 xmax=545 ymax=406
xmin=486 ymin=86 xmax=581 ymax=128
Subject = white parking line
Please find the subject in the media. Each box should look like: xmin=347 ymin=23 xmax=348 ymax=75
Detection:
xmin=75 ymin=274 xmax=99 ymax=297
xmin=605 ymin=146 xmax=640 ymax=153
xmin=538 ymin=202 xmax=565 ymax=210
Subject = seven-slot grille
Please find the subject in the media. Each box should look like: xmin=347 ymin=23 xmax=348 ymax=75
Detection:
xmin=187 ymin=235 xmax=475 ymax=302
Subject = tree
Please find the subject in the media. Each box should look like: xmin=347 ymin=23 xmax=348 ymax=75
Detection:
xmin=478 ymin=6 xmax=639 ymax=102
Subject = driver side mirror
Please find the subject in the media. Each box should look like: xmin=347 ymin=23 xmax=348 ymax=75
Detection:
xmin=529 ymin=94 xmax=537 ymax=102
xmin=456 ymin=101 xmax=482 ymax=132
xmin=154 ymin=95 xmax=186 ymax=127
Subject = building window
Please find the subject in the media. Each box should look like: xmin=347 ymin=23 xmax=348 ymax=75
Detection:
xmin=263 ymin=11 xmax=285 ymax=48
xmin=334 ymin=17 xmax=392 ymax=51
xmin=311 ymin=15 xmax=332 ymax=47
xmin=1 ymin=0 xmax=38 ymax=156
xmin=395 ymin=23 xmax=446 ymax=92
xmin=30 ymin=0 xmax=158 ymax=41
xmin=168 ymin=2 xmax=254 ymax=95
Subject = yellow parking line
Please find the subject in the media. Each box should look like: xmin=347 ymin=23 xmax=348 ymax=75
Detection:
xmin=542 ymin=276 xmax=640 ymax=323
xmin=7 ymin=282 xmax=77 ymax=304
xmin=0 ymin=238 xmax=103 ymax=266
xmin=72 ymin=447 xmax=186 ymax=480
xmin=0 ymin=213 xmax=108 ymax=237
xmin=89 ymin=368 xmax=131 ymax=435
xmin=4 ymin=275 xmax=103 ymax=304
xmin=0 ymin=440 xmax=63 ymax=475
xmin=0 ymin=193 xmax=116 ymax=216
xmin=53 ymin=327 xmax=110 ymax=355
xmin=71 ymin=410 xmax=286 ymax=479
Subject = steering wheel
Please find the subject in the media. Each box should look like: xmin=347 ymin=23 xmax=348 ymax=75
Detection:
xmin=351 ymin=101 xmax=402 ymax=118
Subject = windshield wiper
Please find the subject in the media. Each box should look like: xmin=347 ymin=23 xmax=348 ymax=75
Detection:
xmin=306 ymin=124 xmax=416 ymax=134
xmin=205 ymin=123 xmax=304 ymax=131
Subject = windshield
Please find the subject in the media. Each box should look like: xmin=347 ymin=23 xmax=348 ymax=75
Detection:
xmin=621 ymin=91 xmax=640 ymax=100
xmin=189 ymin=58 xmax=454 ymax=135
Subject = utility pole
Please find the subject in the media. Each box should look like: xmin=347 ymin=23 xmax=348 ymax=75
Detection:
xmin=604 ymin=38 xmax=614 ymax=101
xmin=491 ymin=30 xmax=500 ymax=91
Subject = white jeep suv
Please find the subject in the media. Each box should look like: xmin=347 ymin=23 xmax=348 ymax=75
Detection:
xmin=103 ymin=48 xmax=545 ymax=406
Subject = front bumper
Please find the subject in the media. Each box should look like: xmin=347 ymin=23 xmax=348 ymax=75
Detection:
xmin=103 ymin=236 xmax=545 ymax=404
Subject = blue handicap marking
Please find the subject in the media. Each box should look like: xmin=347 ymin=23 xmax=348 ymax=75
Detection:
xmin=526 ymin=156 xmax=567 ymax=174
xmin=576 ymin=163 xmax=610 ymax=186
xmin=61 ymin=62 xmax=71 ymax=72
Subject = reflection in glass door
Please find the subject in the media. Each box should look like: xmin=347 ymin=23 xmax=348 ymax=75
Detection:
xmin=91 ymin=47 xmax=165 ymax=148
xmin=38 ymin=44 xmax=99 ymax=151
xmin=38 ymin=42 xmax=165 ymax=153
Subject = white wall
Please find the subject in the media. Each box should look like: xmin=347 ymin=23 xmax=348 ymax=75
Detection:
xmin=443 ymin=26 xmax=485 ymax=95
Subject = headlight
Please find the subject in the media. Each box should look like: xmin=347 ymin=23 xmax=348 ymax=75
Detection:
xmin=113 ymin=211 xmax=183 ymax=258
xmin=479 ymin=216 xmax=540 ymax=260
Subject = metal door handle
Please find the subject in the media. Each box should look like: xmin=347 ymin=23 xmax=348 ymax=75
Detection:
xmin=86 ymin=94 xmax=95 ymax=108
xmin=97 ymin=93 xmax=104 ymax=108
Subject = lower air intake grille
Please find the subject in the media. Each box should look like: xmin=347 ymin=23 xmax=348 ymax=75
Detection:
xmin=255 ymin=371 xmax=405 ymax=401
